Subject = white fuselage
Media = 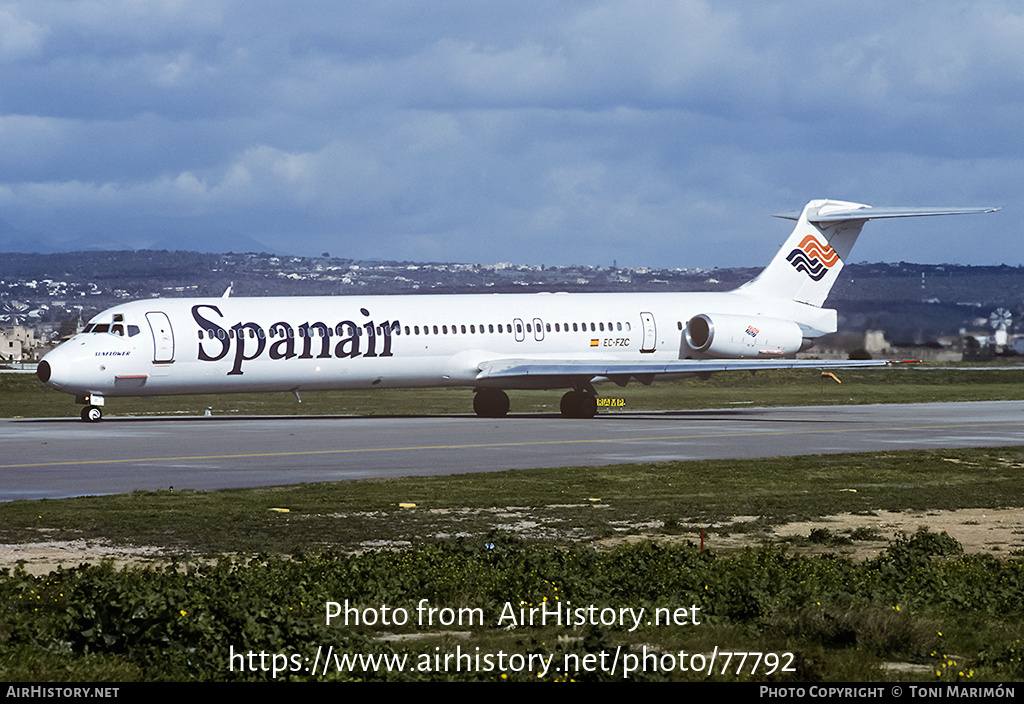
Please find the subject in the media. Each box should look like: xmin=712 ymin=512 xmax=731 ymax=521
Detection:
xmin=38 ymin=289 xmax=835 ymax=399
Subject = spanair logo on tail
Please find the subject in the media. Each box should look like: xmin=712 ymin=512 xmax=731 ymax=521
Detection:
xmin=785 ymin=234 xmax=840 ymax=281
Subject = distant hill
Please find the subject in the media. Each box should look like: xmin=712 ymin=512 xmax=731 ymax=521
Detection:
xmin=0 ymin=250 xmax=1020 ymax=341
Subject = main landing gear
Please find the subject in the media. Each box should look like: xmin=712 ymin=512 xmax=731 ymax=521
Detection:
xmin=472 ymin=388 xmax=599 ymax=418
xmin=559 ymin=390 xmax=598 ymax=418
xmin=473 ymin=389 xmax=510 ymax=417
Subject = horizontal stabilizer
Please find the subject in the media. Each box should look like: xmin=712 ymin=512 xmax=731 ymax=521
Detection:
xmin=774 ymin=205 xmax=999 ymax=223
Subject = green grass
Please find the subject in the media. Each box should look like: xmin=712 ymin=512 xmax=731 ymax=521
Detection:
xmin=4 ymin=362 xmax=1024 ymax=419
xmin=1 ymin=447 xmax=1022 ymax=554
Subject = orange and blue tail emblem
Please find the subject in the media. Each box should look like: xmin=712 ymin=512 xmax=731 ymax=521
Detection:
xmin=786 ymin=234 xmax=840 ymax=281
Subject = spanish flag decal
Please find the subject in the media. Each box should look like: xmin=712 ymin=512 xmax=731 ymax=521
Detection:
xmin=590 ymin=339 xmax=599 ymax=347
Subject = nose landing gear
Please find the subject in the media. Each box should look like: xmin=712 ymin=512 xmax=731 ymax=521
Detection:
xmin=76 ymin=394 xmax=105 ymax=422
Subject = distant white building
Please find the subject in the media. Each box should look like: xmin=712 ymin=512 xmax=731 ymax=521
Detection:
xmin=863 ymin=330 xmax=891 ymax=355
xmin=0 ymin=326 xmax=40 ymax=362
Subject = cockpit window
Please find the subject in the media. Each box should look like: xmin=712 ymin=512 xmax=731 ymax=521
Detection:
xmin=82 ymin=316 xmax=140 ymax=337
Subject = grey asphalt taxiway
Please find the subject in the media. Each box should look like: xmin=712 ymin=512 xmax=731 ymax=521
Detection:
xmin=2 ymin=400 xmax=1023 ymax=502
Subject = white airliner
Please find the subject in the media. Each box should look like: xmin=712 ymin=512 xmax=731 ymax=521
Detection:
xmin=37 ymin=199 xmax=996 ymax=421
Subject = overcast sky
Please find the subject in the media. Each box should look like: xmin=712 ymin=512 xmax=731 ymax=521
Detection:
xmin=0 ymin=1 xmax=1020 ymax=268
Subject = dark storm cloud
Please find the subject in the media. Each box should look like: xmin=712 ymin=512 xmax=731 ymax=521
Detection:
xmin=0 ymin=1 xmax=1019 ymax=267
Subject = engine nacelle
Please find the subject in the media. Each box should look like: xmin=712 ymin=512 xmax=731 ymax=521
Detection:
xmin=685 ymin=313 xmax=808 ymax=358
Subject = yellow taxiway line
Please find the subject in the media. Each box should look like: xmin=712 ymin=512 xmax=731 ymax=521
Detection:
xmin=1 ymin=420 xmax=1020 ymax=470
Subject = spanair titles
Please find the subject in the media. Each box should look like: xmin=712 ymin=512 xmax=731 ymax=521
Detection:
xmin=191 ymin=304 xmax=399 ymax=376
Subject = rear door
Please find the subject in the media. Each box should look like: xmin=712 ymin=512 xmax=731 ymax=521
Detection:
xmin=640 ymin=312 xmax=656 ymax=353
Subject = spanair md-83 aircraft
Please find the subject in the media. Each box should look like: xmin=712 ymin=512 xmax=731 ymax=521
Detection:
xmin=37 ymin=199 xmax=996 ymax=421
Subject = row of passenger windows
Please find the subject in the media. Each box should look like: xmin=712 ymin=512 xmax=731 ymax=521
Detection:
xmin=197 ymin=320 xmax=633 ymax=340
xmin=403 ymin=320 xmax=632 ymax=336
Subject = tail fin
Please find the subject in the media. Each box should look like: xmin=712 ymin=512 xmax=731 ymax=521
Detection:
xmin=737 ymin=199 xmax=998 ymax=307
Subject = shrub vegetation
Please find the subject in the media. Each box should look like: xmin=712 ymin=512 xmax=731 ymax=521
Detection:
xmin=2 ymin=530 xmax=1023 ymax=681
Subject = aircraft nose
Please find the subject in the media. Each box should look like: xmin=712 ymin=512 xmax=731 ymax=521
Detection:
xmin=37 ymin=350 xmax=67 ymax=389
